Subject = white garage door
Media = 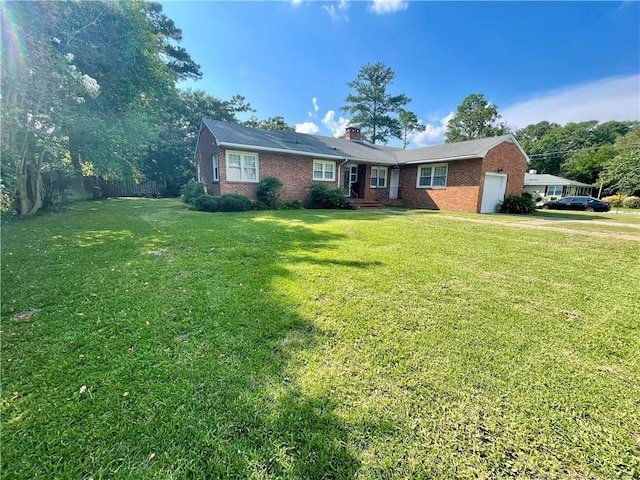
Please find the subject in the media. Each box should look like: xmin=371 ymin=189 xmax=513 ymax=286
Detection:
xmin=480 ymin=173 xmax=507 ymax=213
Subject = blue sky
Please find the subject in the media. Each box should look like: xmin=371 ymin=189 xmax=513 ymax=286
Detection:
xmin=161 ymin=0 xmax=640 ymax=146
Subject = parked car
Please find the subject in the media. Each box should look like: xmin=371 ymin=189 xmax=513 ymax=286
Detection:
xmin=538 ymin=196 xmax=611 ymax=212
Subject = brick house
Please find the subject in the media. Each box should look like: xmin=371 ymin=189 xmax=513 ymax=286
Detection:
xmin=195 ymin=119 xmax=529 ymax=213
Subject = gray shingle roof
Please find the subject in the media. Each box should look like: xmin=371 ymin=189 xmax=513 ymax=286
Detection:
xmin=524 ymin=173 xmax=594 ymax=187
xmin=202 ymin=119 xmax=526 ymax=165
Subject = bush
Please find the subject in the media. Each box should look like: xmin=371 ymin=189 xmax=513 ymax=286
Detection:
xmin=495 ymin=194 xmax=536 ymax=214
xmin=256 ymin=177 xmax=282 ymax=209
xmin=194 ymin=194 xmax=253 ymax=212
xmin=623 ymin=196 xmax=640 ymax=209
xmin=180 ymin=181 xmax=205 ymax=205
xmin=280 ymin=200 xmax=304 ymax=210
xmin=194 ymin=194 xmax=220 ymax=212
xmin=218 ymin=194 xmax=253 ymax=212
xmin=308 ymin=182 xmax=347 ymax=209
xmin=603 ymin=195 xmax=628 ymax=207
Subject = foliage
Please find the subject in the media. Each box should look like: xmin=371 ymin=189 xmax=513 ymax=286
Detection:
xmin=495 ymin=194 xmax=537 ymax=214
xmin=398 ymin=109 xmax=424 ymax=149
xmin=193 ymin=194 xmax=220 ymax=212
xmin=244 ymin=115 xmax=295 ymax=131
xmin=601 ymin=195 xmax=627 ymax=207
xmin=0 ymin=0 xmax=200 ymax=215
xmin=308 ymin=182 xmax=347 ymax=209
xmin=2 ymin=199 xmax=639 ymax=478
xmin=445 ymin=93 xmax=509 ymax=143
xmin=193 ymin=194 xmax=253 ymax=212
xmin=599 ymin=125 xmax=640 ymax=196
xmin=256 ymin=176 xmax=283 ymax=209
xmin=623 ymin=196 xmax=640 ymax=209
xmin=342 ymin=62 xmax=410 ymax=144
xmin=180 ymin=181 xmax=205 ymax=205
xmin=518 ymin=120 xmax=636 ymax=177
xmin=561 ymin=144 xmax=615 ymax=185
xmin=280 ymin=199 xmax=304 ymax=210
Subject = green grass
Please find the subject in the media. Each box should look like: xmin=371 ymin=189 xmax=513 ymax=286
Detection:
xmin=2 ymin=199 xmax=639 ymax=479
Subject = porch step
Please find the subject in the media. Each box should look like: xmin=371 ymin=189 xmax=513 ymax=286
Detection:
xmin=347 ymin=199 xmax=384 ymax=209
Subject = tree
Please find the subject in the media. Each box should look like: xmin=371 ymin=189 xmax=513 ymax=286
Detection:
xmin=561 ymin=145 xmax=615 ymax=185
xmin=244 ymin=115 xmax=295 ymax=131
xmin=445 ymin=93 xmax=508 ymax=143
xmin=342 ymin=62 xmax=410 ymax=144
xmin=141 ymin=90 xmax=254 ymax=195
xmin=519 ymin=120 xmax=636 ymax=177
xmin=398 ymin=109 xmax=424 ymax=149
xmin=599 ymin=126 xmax=640 ymax=196
xmin=1 ymin=0 xmax=200 ymax=214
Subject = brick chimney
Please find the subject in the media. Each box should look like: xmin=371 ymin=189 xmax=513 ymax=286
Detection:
xmin=345 ymin=126 xmax=361 ymax=141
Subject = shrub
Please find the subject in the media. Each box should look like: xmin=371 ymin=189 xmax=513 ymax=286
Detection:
xmin=256 ymin=177 xmax=282 ymax=209
xmin=280 ymin=200 xmax=304 ymax=210
xmin=180 ymin=181 xmax=205 ymax=205
xmin=194 ymin=194 xmax=253 ymax=212
xmin=194 ymin=194 xmax=220 ymax=212
xmin=623 ymin=196 xmax=640 ymax=209
xmin=496 ymin=194 xmax=536 ymax=214
xmin=308 ymin=182 xmax=347 ymax=209
xmin=603 ymin=195 xmax=628 ymax=207
xmin=252 ymin=201 xmax=269 ymax=211
xmin=217 ymin=194 xmax=253 ymax=212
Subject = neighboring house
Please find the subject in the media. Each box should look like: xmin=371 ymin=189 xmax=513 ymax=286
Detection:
xmin=523 ymin=171 xmax=595 ymax=199
xmin=195 ymin=119 xmax=529 ymax=213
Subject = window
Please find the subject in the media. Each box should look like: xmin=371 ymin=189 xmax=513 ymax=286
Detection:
xmin=370 ymin=166 xmax=388 ymax=188
xmin=212 ymin=153 xmax=219 ymax=182
xmin=546 ymin=185 xmax=563 ymax=196
xmin=416 ymin=164 xmax=448 ymax=188
xmin=313 ymin=160 xmax=335 ymax=181
xmin=349 ymin=166 xmax=358 ymax=183
xmin=226 ymin=151 xmax=258 ymax=182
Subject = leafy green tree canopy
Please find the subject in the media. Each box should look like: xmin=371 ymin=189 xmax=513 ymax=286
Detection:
xmin=445 ymin=93 xmax=509 ymax=143
xmin=398 ymin=109 xmax=424 ymax=149
xmin=599 ymin=126 xmax=640 ymax=196
xmin=244 ymin=115 xmax=295 ymax=132
xmin=342 ymin=62 xmax=410 ymax=144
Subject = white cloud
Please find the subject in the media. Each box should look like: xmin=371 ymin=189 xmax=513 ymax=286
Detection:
xmin=322 ymin=110 xmax=351 ymax=137
xmin=290 ymin=0 xmax=303 ymax=6
xmin=323 ymin=0 xmax=349 ymax=21
xmin=502 ymin=75 xmax=640 ymax=131
xmin=408 ymin=112 xmax=455 ymax=147
xmin=295 ymin=121 xmax=320 ymax=134
xmin=308 ymin=97 xmax=320 ymax=117
xmin=369 ymin=0 xmax=408 ymax=15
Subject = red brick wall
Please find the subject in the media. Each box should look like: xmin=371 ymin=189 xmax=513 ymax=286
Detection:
xmin=392 ymin=159 xmax=483 ymax=211
xmin=477 ymin=141 xmax=527 ymax=211
xmin=214 ymin=147 xmax=342 ymax=202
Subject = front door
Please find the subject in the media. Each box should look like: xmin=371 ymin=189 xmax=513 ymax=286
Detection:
xmin=389 ymin=168 xmax=400 ymax=199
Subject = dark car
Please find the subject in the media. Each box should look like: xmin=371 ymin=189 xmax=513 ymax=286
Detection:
xmin=538 ymin=196 xmax=611 ymax=212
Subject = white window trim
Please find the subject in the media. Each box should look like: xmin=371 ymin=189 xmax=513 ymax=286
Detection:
xmin=370 ymin=166 xmax=388 ymax=188
xmin=546 ymin=185 xmax=562 ymax=196
xmin=212 ymin=153 xmax=219 ymax=182
xmin=225 ymin=150 xmax=259 ymax=183
xmin=416 ymin=163 xmax=448 ymax=189
xmin=313 ymin=160 xmax=336 ymax=182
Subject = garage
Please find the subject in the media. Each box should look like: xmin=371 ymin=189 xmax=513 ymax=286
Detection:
xmin=480 ymin=173 xmax=507 ymax=213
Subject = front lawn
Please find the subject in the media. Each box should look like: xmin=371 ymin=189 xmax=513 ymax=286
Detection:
xmin=2 ymin=199 xmax=639 ymax=479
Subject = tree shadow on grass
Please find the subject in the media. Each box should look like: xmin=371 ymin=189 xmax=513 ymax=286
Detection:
xmin=1 ymin=202 xmax=362 ymax=479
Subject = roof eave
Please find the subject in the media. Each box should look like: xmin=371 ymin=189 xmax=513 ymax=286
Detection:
xmin=402 ymin=154 xmax=482 ymax=165
xmin=218 ymin=141 xmax=355 ymax=161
